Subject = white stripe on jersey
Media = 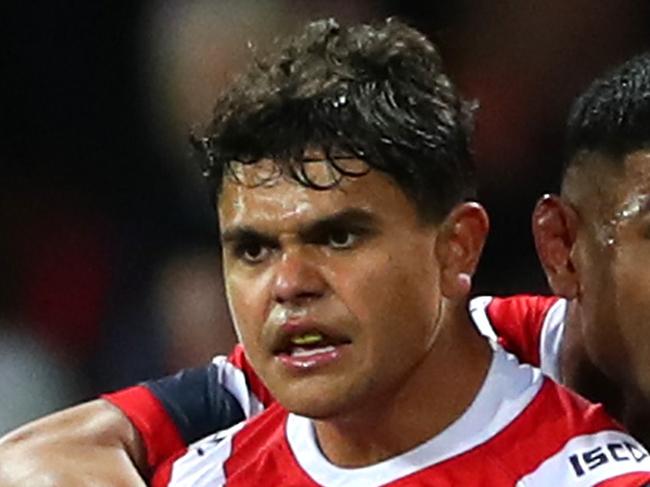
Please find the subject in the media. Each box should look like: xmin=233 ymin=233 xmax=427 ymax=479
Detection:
xmin=167 ymin=422 xmax=246 ymax=487
xmin=285 ymin=344 xmax=544 ymax=487
xmin=537 ymin=298 xmax=567 ymax=382
xmin=468 ymin=295 xmax=569 ymax=383
xmin=211 ymin=355 xmax=264 ymax=418
xmin=516 ymin=430 xmax=650 ymax=486
xmin=469 ymin=295 xmax=498 ymax=340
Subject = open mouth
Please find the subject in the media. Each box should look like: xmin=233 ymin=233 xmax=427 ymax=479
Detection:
xmin=275 ymin=329 xmax=351 ymax=356
xmin=273 ymin=328 xmax=352 ymax=368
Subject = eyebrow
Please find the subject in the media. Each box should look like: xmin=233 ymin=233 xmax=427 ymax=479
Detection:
xmin=221 ymin=208 xmax=380 ymax=245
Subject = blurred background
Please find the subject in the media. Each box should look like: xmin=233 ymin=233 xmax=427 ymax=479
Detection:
xmin=1 ymin=0 xmax=649 ymax=433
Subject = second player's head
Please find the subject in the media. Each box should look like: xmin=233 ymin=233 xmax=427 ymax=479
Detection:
xmin=534 ymin=52 xmax=650 ymax=398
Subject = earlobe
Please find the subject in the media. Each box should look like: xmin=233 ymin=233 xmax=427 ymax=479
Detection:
xmin=532 ymin=194 xmax=579 ymax=298
xmin=438 ymin=202 xmax=489 ymax=299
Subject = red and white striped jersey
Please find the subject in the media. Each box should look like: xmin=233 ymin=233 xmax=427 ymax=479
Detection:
xmin=106 ymin=294 xmax=629 ymax=484
xmin=150 ymin=344 xmax=650 ymax=486
xmin=470 ymin=295 xmax=566 ymax=381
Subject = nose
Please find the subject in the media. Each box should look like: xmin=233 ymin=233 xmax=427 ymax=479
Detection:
xmin=272 ymin=248 xmax=326 ymax=305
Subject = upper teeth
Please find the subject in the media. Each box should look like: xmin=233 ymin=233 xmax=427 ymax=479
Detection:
xmin=291 ymin=332 xmax=323 ymax=346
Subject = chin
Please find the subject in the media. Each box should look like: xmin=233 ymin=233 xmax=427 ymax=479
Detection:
xmin=292 ymin=406 xmax=339 ymax=420
xmin=274 ymin=382 xmax=359 ymax=419
xmin=277 ymin=393 xmax=345 ymax=419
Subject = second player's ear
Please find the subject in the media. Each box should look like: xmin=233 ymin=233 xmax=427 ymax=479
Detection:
xmin=532 ymin=194 xmax=579 ymax=298
xmin=437 ymin=202 xmax=489 ymax=299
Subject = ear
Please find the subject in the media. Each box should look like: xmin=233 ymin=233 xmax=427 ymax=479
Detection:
xmin=532 ymin=194 xmax=579 ymax=298
xmin=437 ymin=202 xmax=489 ymax=299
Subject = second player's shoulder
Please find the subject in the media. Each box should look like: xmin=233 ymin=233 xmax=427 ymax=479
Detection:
xmin=470 ymin=294 xmax=567 ymax=374
xmin=470 ymin=294 xmax=564 ymax=335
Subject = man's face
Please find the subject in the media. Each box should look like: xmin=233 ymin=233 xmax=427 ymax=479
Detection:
xmin=571 ymin=151 xmax=650 ymax=398
xmin=218 ymin=160 xmax=444 ymax=419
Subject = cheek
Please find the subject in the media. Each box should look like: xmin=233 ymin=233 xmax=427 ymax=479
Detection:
xmin=332 ymin=246 xmax=439 ymax=338
xmin=223 ymin=268 xmax=270 ymax=343
xmin=585 ymin=245 xmax=650 ymax=354
xmin=604 ymin=250 xmax=650 ymax=380
xmin=611 ymin=248 xmax=650 ymax=322
xmin=575 ymin=237 xmax=613 ymax=311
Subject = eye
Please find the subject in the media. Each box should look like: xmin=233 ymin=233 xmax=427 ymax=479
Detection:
xmin=327 ymin=229 xmax=358 ymax=249
xmin=236 ymin=243 xmax=272 ymax=264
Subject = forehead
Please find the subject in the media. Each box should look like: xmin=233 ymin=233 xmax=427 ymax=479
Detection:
xmin=217 ymin=161 xmax=419 ymax=231
xmin=607 ymin=151 xmax=650 ymax=210
xmin=567 ymin=150 xmax=650 ymax=213
xmin=621 ymin=151 xmax=650 ymax=188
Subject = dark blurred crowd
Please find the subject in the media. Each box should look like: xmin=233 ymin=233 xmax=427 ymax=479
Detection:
xmin=1 ymin=0 xmax=649 ymax=433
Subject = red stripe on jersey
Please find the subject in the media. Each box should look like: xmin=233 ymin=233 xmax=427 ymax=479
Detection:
xmin=486 ymin=294 xmax=560 ymax=367
xmin=224 ymin=403 xmax=317 ymax=486
xmin=596 ymin=472 xmax=650 ymax=486
xmin=156 ymin=376 xmax=646 ymax=485
xmin=227 ymin=344 xmax=275 ymax=408
xmin=191 ymin=381 xmax=630 ymax=486
xmin=102 ymin=385 xmax=185 ymax=470
xmin=389 ymin=380 xmax=623 ymax=485
xmin=151 ymin=447 xmax=190 ymax=487
xmin=479 ymin=380 xmax=620 ymax=478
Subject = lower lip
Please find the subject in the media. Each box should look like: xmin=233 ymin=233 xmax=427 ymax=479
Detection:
xmin=276 ymin=344 xmax=349 ymax=371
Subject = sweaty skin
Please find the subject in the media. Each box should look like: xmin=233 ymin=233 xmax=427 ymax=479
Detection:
xmin=556 ymin=150 xmax=650 ymax=446
xmin=219 ymin=157 xmax=491 ymax=467
xmin=603 ymin=191 xmax=650 ymax=247
xmin=0 ymin=400 xmax=147 ymax=487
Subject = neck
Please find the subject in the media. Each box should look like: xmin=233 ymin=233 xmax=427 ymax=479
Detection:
xmin=312 ymin=302 xmax=492 ymax=467
xmin=561 ymin=301 xmax=650 ymax=447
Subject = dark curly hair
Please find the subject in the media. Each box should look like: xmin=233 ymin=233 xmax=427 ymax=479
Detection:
xmin=195 ymin=17 xmax=476 ymax=223
xmin=565 ymin=51 xmax=650 ymax=169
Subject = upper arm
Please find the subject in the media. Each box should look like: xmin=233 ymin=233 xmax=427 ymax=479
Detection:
xmin=102 ymin=344 xmax=274 ymax=471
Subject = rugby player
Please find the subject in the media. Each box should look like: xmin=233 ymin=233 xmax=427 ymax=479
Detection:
xmin=1 ymin=20 xmax=644 ymax=485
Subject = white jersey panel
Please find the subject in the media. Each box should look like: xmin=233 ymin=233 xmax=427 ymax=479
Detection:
xmin=469 ymin=295 xmax=498 ymax=340
xmin=211 ymin=355 xmax=264 ymax=418
xmin=167 ymin=422 xmax=245 ymax=487
xmin=538 ymin=298 xmax=567 ymax=382
xmin=517 ymin=430 xmax=650 ymax=486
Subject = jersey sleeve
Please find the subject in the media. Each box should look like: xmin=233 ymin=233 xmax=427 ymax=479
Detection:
xmin=101 ymin=343 xmax=274 ymax=471
xmin=470 ymin=294 xmax=562 ymax=368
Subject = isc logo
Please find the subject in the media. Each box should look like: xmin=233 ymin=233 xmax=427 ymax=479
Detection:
xmin=569 ymin=442 xmax=649 ymax=477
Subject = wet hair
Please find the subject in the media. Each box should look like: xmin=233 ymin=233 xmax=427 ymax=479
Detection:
xmin=565 ymin=51 xmax=650 ymax=171
xmin=194 ymin=17 xmax=476 ymax=223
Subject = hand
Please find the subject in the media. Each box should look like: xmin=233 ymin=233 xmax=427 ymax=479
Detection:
xmin=0 ymin=400 xmax=147 ymax=487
